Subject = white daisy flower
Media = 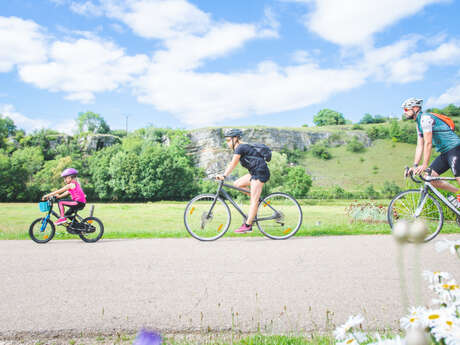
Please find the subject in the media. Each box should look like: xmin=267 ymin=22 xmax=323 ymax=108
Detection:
xmin=422 ymin=271 xmax=451 ymax=285
xmin=435 ymin=238 xmax=460 ymax=256
xmin=400 ymin=307 xmax=428 ymax=330
xmin=334 ymin=314 xmax=365 ymax=340
xmin=421 ymin=308 xmax=453 ymax=328
xmin=442 ymin=324 xmax=460 ymax=345
xmin=336 ymin=336 xmax=359 ymax=345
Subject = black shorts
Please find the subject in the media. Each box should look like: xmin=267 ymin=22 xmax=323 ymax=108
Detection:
xmin=250 ymin=167 xmax=270 ymax=183
xmin=430 ymin=145 xmax=460 ymax=177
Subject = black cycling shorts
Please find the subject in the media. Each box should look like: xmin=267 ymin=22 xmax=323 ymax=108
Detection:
xmin=430 ymin=144 xmax=460 ymax=177
xmin=250 ymin=167 xmax=270 ymax=183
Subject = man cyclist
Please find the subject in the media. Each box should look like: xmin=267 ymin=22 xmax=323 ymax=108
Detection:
xmin=403 ymin=97 xmax=460 ymax=206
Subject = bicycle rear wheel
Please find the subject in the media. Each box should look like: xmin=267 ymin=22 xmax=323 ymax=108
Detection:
xmin=79 ymin=217 xmax=104 ymax=243
xmin=184 ymin=194 xmax=231 ymax=241
xmin=29 ymin=217 xmax=55 ymax=243
xmin=387 ymin=189 xmax=443 ymax=242
xmin=256 ymin=193 xmax=303 ymax=239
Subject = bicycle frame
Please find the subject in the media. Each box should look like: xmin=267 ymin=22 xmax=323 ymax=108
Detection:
xmin=411 ymin=174 xmax=460 ymax=218
xmin=40 ymin=199 xmax=86 ymax=231
xmin=207 ymin=180 xmax=280 ymax=223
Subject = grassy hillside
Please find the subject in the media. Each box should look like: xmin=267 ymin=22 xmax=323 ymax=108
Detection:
xmin=299 ymin=139 xmax=419 ymax=191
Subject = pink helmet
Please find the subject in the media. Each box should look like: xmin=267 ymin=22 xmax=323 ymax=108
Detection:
xmin=61 ymin=168 xmax=78 ymax=177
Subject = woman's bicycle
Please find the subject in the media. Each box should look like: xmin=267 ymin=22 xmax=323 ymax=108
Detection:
xmin=387 ymin=167 xmax=460 ymax=242
xmin=184 ymin=180 xmax=303 ymax=241
xmin=29 ymin=197 xmax=104 ymax=243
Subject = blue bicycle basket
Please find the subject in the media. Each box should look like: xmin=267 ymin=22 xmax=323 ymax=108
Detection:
xmin=39 ymin=201 xmax=50 ymax=212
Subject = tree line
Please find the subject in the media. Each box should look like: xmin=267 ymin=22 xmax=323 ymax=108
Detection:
xmin=0 ymin=112 xmax=312 ymax=202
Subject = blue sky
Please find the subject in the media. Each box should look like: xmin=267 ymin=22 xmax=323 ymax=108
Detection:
xmin=1 ymin=0 xmax=460 ymax=133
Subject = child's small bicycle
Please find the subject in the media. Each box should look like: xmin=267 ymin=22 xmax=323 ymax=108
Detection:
xmin=29 ymin=197 xmax=104 ymax=243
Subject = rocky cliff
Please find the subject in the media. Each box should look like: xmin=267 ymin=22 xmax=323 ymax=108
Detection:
xmin=187 ymin=127 xmax=371 ymax=176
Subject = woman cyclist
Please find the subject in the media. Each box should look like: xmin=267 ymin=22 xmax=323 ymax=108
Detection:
xmin=216 ymin=129 xmax=270 ymax=233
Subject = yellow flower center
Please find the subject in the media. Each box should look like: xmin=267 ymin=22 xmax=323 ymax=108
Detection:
xmin=346 ymin=339 xmax=354 ymax=344
xmin=428 ymin=314 xmax=440 ymax=320
xmin=446 ymin=321 xmax=453 ymax=326
xmin=410 ymin=318 xmax=416 ymax=323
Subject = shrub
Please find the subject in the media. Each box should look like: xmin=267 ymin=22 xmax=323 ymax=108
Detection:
xmin=346 ymin=137 xmax=365 ymax=153
xmin=283 ymin=166 xmax=312 ymax=198
xmin=364 ymin=184 xmax=380 ymax=199
xmin=381 ymin=180 xmax=401 ymax=198
xmin=311 ymin=142 xmax=332 ymax=160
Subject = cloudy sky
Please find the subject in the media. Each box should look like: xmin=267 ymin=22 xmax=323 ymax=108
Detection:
xmin=1 ymin=0 xmax=460 ymax=133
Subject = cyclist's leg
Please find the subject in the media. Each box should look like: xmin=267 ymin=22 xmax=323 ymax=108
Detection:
xmin=246 ymin=178 xmax=264 ymax=225
xmin=430 ymin=154 xmax=457 ymax=192
xmin=58 ymin=200 xmax=78 ymax=218
xmin=234 ymin=174 xmax=251 ymax=196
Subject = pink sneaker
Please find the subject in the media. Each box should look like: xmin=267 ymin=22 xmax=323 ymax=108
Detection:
xmin=54 ymin=217 xmax=67 ymax=226
xmin=235 ymin=223 xmax=252 ymax=233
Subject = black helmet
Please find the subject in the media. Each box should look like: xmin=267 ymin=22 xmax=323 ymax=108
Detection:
xmin=224 ymin=129 xmax=243 ymax=138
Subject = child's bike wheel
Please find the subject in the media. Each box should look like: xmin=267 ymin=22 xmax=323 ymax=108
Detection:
xmin=78 ymin=217 xmax=104 ymax=243
xmin=29 ymin=217 xmax=56 ymax=243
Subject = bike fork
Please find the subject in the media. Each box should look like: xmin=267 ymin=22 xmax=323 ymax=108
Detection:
xmin=414 ymin=191 xmax=428 ymax=218
xmin=40 ymin=214 xmax=50 ymax=232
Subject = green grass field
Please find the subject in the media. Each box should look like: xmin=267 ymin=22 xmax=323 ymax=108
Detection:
xmin=301 ymin=139 xmax=416 ymax=190
xmin=1 ymin=199 xmax=459 ymax=240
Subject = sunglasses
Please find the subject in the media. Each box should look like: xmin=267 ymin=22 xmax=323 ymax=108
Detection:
xmin=404 ymin=108 xmax=412 ymax=112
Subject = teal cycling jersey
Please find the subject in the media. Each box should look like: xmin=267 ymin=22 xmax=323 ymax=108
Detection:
xmin=416 ymin=111 xmax=460 ymax=154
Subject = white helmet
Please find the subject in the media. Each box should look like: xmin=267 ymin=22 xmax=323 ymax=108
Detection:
xmin=401 ymin=97 xmax=423 ymax=109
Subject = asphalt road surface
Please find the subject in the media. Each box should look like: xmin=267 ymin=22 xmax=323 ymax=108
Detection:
xmin=1 ymin=235 xmax=459 ymax=338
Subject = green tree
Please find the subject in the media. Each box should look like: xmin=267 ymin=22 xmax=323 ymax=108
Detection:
xmin=313 ymin=109 xmax=347 ymax=126
xmin=0 ymin=115 xmax=16 ymax=149
xmin=284 ymin=166 xmax=312 ymax=198
xmin=359 ymin=113 xmax=387 ymax=124
xmin=346 ymin=137 xmax=366 ymax=153
xmin=77 ymin=111 xmax=110 ymax=134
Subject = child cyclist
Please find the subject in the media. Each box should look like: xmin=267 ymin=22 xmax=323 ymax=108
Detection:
xmin=216 ymin=129 xmax=270 ymax=233
xmin=42 ymin=168 xmax=86 ymax=225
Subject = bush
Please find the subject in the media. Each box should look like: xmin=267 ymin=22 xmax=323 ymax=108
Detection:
xmin=364 ymin=185 xmax=380 ymax=199
xmin=346 ymin=137 xmax=365 ymax=153
xmin=381 ymin=180 xmax=401 ymax=198
xmin=311 ymin=142 xmax=332 ymax=160
xmin=283 ymin=166 xmax=312 ymax=198
xmin=351 ymin=124 xmax=363 ymax=130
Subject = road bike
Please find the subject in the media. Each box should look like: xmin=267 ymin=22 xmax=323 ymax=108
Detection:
xmin=184 ymin=179 xmax=303 ymax=241
xmin=387 ymin=167 xmax=460 ymax=242
xmin=29 ymin=197 xmax=104 ymax=243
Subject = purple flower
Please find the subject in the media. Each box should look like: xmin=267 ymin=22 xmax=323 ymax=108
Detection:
xmin=133 ymin=329 xmax=162 ymax=345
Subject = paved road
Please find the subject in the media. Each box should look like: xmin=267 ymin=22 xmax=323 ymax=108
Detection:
xmin=1 ymin=235 xmax=459 ymax=338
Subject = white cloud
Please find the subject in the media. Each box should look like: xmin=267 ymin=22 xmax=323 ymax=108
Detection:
xmin=18 ymin=37 xmax=149 ymax=103
xmin=95 ymin=0 xmax=211 ymax=40
xmin=0 ymin=17 xmax=48 ymax=72
xmin=363 ymin=39 xmax=460 ymax=83
xmin=70 ymin=1 xmax=104 ymax=16
xmin=0 ymin=104 xmax=50 ymax=132
xmin=427 ymin=81 xmax=460 ymax=107
xmin=0 ymin=104 xmax=77 ymax=134
xmin=290 ymin=0 xmax=448 ymax=46
xmin=134 ymin=61 xmax=367 ymax=126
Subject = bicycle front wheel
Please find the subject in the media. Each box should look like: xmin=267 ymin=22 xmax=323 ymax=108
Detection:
xmin=184 ymin=194 xmax=231 ymax=241
xmin=256 ymin=193 xmax=303 ymax=240
xmin=29 ymin=217 xmax=55 ymax=243
xmin=387 ymin=189 xmax=443 ymax=242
